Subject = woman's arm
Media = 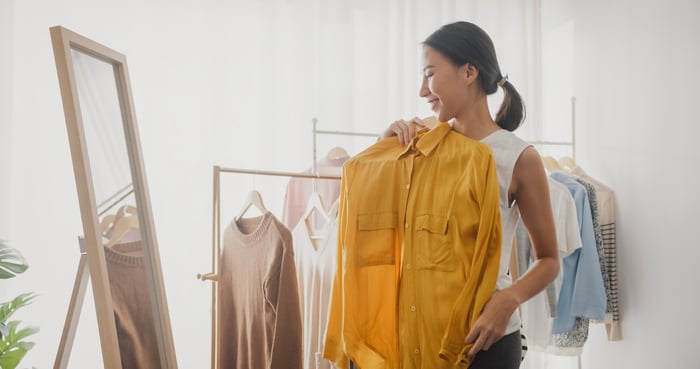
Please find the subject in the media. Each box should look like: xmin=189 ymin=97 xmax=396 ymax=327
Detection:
xmin=464 ymin=147 xmax=560 ymax=357
xmin=507 ymin=147 xmax=561 ymax=305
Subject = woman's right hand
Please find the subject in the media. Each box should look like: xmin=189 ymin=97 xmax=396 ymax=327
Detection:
xmin=381 ymin=117 xmax=427 ymax=146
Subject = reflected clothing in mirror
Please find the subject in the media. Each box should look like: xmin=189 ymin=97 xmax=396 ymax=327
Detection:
xmin=104 ymin=241 xmax=162 ymax=369
xmin=220 ymin=212 xmax=302 ymax=369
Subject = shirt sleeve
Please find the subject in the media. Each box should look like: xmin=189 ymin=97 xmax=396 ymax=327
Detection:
xmin=268 ymin=235 xmax=303 ymax=369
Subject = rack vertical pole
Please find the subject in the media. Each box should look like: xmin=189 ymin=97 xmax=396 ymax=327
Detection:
xmin=312 ymin=118 xmax=318 ymax=192
xmin=571 ymin=96 xmax=577 ymax=161
xmin=211 ymin=166 xmax=220 ymax=369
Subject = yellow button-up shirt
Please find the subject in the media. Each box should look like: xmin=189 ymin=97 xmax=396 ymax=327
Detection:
xmin=324 ymin=122 xmax=502 ymax=369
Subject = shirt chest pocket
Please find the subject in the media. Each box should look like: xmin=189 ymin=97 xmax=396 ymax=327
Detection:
xmin=356 ymin=212 xmax=398 ymax=266
xmin=414 ymin=214 xmax=456 ymax=271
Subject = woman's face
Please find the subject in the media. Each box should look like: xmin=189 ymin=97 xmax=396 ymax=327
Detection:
xmin=419 ymin=45 xmax=472 ymax=122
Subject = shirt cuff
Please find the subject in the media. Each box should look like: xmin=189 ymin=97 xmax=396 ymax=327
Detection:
xmin=322 ymin=340 xmax=349 ymax=369
xmin=439 ymin=344 xmax=472 ymax=369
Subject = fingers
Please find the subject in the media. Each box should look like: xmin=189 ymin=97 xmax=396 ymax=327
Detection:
xmin=402 ymin=121 xmax=415 ymax=146
xmin=467 ymin=334 xmax=488 ymax=357
xmin=465 ymin=326 xmax=502 ymax=358
xmin=396 ymin=121 xmax=410 ymax=146
xmin=381 ymin=118 xmax=426 ymax=146
xmin=381 ymin=120 xmax=402 ymax=142
xmin=385 ymin=120 xmax=409 ymax=146
xmin=464 ymin=326 xmax=479 ymax=345
xmin=409 ymin=116 xmax=426 ymax=128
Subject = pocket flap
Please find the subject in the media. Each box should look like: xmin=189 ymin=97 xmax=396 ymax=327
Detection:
xmin=358 ymin=212 xmax=398 ymax=230
xmin=415 ymin=214 xmax=448 ymax=234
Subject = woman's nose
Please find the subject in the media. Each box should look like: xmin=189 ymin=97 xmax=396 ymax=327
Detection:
xmin=419 ymin=77 xmax=430 ymax=97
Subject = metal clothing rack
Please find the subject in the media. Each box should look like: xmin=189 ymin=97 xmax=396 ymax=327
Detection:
xmin=311 ymin=117 xmax=378 ymax=189
xmin=197 ymin=104 xmax=579 ymax=368
xmin=528 ymin=96 xmax=577 ymax=160
xmin=97 ymin=183 xmax=134 ymax=217
xmin=197 ymin=165 xmax=341 ymax=369
xmin=197 ymin=119 xmax=375 ymax=369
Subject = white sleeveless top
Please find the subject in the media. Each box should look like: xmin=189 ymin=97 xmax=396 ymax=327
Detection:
xmin=480 ymin=129 xmax=532 ymax=335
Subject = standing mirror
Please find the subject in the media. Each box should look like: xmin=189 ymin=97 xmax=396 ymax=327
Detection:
xmin=49 ymin=26 xmax=177 ymax=369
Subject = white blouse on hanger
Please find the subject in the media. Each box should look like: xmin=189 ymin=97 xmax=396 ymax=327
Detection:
xmin=292 ymin=199 xmax=340 ymax=369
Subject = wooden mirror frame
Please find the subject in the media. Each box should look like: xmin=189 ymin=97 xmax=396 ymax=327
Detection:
xmin=49 ymin=25 xmax=177 ymax=369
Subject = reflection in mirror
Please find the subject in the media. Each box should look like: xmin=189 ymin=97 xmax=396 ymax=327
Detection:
xmin=70 ymin=48 xmax=162 ymax=368
xmin=70 ymin=49 xmax=131 ymax=208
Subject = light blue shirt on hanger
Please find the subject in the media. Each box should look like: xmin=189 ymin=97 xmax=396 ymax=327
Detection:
xmin=550 ymin=171 xmax=607 ymax=333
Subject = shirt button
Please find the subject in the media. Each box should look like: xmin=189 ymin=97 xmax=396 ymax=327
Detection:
xmin=410 ymin=305 xmax=416 ymax=312
xmin=406 ymin=264 xmax=412 ymax=270
xmin=404 ymin=222 xmax=409 ymax=229
xmin=414 ymin=349 xmax=420 ymax=354
xmin=405 ymin=183 xmax=410 ymax=189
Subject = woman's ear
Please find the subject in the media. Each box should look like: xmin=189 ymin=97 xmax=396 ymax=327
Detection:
xmin=460 ymin=64 xmax=479 ymax=85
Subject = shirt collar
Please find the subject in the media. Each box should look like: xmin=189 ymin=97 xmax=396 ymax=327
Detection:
xmin=396 ymin=121 xmax=451 ymax=159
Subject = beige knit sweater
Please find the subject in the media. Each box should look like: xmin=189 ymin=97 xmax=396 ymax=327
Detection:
xmin=220 ymin=211 xmax=303 ymax=369
xmin=104 ymin=241 xmax=162 ymax=369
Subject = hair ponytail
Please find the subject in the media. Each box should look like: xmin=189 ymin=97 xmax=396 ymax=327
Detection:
xmin=495 ymin=80 xmax=525 ymax=131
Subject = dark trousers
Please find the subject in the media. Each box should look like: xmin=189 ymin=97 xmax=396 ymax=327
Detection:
xmin=350 ymin=330 xmax=522 ymax=369
xmin=469 ymin=330 xmax=522 ymax=369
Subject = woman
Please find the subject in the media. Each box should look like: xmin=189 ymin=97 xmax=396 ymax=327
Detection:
xmin=382 ymin=21 xmax=560 ymax=369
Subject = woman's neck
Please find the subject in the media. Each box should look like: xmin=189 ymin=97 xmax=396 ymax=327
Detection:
xmin=451 ymin=95 xmax=500 ymax=140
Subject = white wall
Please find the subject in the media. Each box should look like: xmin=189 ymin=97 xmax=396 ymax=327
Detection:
xmin=0 ymin=0 xmax=13 ymax=247
xmin=539 ymin=0 xmax=575 ymax=155
xmin=573 ymin=0 xmax=700 ymax=367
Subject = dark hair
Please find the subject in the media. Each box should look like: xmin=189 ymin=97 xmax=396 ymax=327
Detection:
xmin=424 ymin=21 xmax=525 ymax=131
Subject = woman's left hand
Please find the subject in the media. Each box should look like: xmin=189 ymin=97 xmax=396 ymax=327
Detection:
xmin=463 ymin=289 xmax=520 ymax=358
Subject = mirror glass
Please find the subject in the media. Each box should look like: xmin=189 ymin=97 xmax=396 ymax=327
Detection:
xmin=70 ymin=49 xmax=132 ymax=208
xmin=70 ymin=48 xmax=163 ymax=368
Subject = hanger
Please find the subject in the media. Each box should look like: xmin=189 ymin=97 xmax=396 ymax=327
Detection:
xmin=303 ymin=192 xmax=332 ymax=240
xmin=100 ymin=214 xmax=117 ymax=234
xmin=558 ymin=156 xmax=577 ymax=171
xmin=235 ymin=190 xmax=268 ymax=221
xmin=328 ymin=197 xmax=340 ymax=219
xmin=303 ymin=192 xmax=331 ymax=221
xmin=326 ymin=146 xmax=350 ymax=161
xmin=542 ymin=156 xmax=563 ymax=172
xmin=100 ymin=204 xmax=137 ymax=235
xmin=104 ymin=208 xmax=140 ymax=248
